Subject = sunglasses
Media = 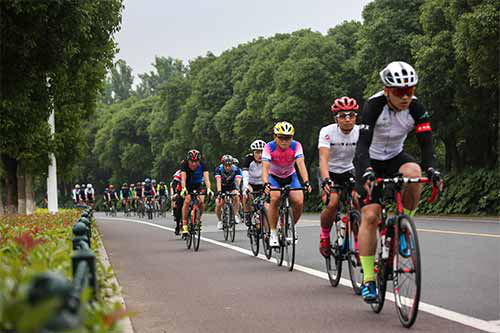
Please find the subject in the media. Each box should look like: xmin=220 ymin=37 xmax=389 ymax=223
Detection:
xmin=276 ymin=135 xmax=293 ymax=141
xmin=335 ymin=112 xmax=357 ymax=119
xmin=391 ymin=86 xmax=416 ymax=98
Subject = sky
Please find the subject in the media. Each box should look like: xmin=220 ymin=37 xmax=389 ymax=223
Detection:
xmin=114 ymin=0 xmax=373 ymax=80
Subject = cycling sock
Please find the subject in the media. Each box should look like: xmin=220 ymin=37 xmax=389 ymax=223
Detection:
xmin=320 ymin=227 xmax=331 ymax=239
xmin=360 ymin=255 xmax=375 ymax=283
xmin=403 ymin=208 xmax=416 ymax=217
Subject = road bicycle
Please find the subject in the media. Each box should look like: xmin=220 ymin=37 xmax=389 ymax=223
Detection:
xmin=324 ymin=179 xmax=363 ymax=295
xmin=269 ymin=185 xmax=305 ymax=272
xmin=144 ymin=195 xmax=154 ymax=220
xmin=367 ymin=175 xmax=438 ymax=328
xmin=183 ymin=190 xmax=206 ymax=251
xmin=246 ymin=190 xmax=267 ymax=257
xmin=122 ymin=198 xmax=131 ymax=216
xmin=220 ymin=192 xmax=238 ymax=242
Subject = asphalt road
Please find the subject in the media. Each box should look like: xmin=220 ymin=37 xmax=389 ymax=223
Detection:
xmin=96 ymin=211 xmax=500 ymax=333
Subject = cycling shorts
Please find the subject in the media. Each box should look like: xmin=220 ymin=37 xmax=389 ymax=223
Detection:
xmin=269 ymin=172 xmax=301 ymax=189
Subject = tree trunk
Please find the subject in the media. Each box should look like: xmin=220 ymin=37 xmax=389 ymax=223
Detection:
xmin=17 ymin=167 xmax=26 ymax=214
xmin=2 ymin=155 xmax=17 ymax=213
xmin=25 ymin=173 xmax=35 ymax=215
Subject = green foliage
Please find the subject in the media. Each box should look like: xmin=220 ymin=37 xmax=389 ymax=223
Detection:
xmin=0 ymin=211 xmax=128 ymax=332
xmin=418 ymin=168 xmax=500 ymax=215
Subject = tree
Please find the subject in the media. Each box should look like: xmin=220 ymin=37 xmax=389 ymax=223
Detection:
xmin=111 ymin=59 xmax=134 ymax=102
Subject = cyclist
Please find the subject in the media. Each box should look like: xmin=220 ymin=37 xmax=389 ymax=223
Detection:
xmin=107 ymin=185 xmax=119 ymax=211
xmin=129 ymin=183 xmax=137 ymax=213
xmin=318 ymin=97 xmax=360 ymax=257
xmin=85 ymin=184 xmax=95 ymax=207
xmin=120 ymin=183 xmax=131 ymax=212
xmin=215 ymin=154 xmax=242 ymax=230
xmin=170 ymin=169 xmax=183 ymax=235
xmin=78 ymin=184 xmax=87 ymax=205
xmin=103 ymin=186 xmax=110 ymax=211
xmin=354 ymin=61 xmax=442 ymax=303
xmin=180 ymin=150 xmax=213 ymax=234
xmin=135 ymin=182 xmax=143 ymax=213
xmin=142 ymin=178 xmax=156 ymax=214
xmin=157 ymin=181 xmax=168 ymax=212
xmin=262 ymin=121 xmax=312 ymax=247
xmin=72 ymin=184 xmax=80 ymax=206
xmin=242 ymin=139 xmax=266 ymax=226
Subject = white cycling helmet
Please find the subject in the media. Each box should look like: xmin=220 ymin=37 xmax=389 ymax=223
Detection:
xmin=87 ymin=184 xmax=92 ymax=189
xmin=379 ymin=61 xmax=418 ymax=87
xmin=250 ymin=139 xmax=266 ymax=151
xmin=75 ymin=184 xmax=80 ymax=189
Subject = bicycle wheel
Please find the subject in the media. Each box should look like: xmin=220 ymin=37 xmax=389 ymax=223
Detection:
xmin=230 ymin=206 xmax=236 ymax=243
xmin=326 ymin=220 xmax=342 ymax=287
xmin=275 ymin=215 xmax=285 ymax=266
xmin=283 ymin=207 xmax=295 ymax=271
xmin=193 ymin=209 xmax=201 ymax=252
xmin=249 ymin=213 xmax=260 ymax=256
xmin=347 ymin=210 xmax=362 ymax=295
xmin=261 ymin=208 xmax=272 ymax=259
xmin=370 ymin=255 xmax=388 ymax=313
xmin=185 ymin=223 xmax=193 ymax=250
xmin=223 ymin=205 xmax=230 ymax=241
xmin=393 ymin=215 xmax=421 ymax=328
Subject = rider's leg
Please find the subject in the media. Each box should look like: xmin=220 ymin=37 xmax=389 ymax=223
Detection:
xmin=289 ymin=190 xmax=304 ymax=224
xmin=215 ymin=197 xmax=223 ymax=221
xmin=268 ymin=191 xmax=281 ymax=232
xmin=182 ymin=195 xmax=191 ymax=226
xmin=198 ymin=195 xmax=205 ymax=216
xmin=232 ymin=190 xmax=240 ymax=221
xmin=359 ymin=204 xmax=382 ymax=283
xmin=399 ymin=162 xmax=422 ymax=216
xmin=320 ymin=192 xmax=339 ymax=238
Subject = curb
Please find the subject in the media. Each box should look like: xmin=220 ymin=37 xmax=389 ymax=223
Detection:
xmin=96 ymin=232 xmax=135 ymax=333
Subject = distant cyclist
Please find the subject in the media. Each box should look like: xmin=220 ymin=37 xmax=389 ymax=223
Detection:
xmin=214 ymin=154 xmax=242 ymax=230
xmin=241 ymin=139 xmax=266 ymax=226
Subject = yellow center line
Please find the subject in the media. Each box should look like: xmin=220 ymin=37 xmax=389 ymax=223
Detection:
xmin=417 ymin=228 xmax=500 ymax=238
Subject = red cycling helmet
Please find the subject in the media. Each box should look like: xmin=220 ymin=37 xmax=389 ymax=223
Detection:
xmin=331 ymin=96 xmax=359 ymax=113
xmin=187 ymin=149 xmax=201 ymax=161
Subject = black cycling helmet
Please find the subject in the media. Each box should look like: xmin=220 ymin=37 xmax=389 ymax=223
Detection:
xmin=221 ymin=154 xmax=233 ymax=165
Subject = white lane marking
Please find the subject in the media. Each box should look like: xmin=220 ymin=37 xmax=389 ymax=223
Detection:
xmin=99 ymin=217 xmax=500 ymax=333
xmin=417 ymin=228 xmax=500 ymax=238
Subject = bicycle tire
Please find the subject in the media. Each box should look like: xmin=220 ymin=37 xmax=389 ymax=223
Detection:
xmin=230 ymin=205 xmax=236 ymax=243
xmin=249 ymin=213 xmax=260 ymax=256
xmin=223 ymin=204 xmax=230 ymax=241
xmin=347 ymin=210 xmax=362 ymax=295
xmin=275 ymin=214 xmax=285 ymax=266
xmin=394 ymin=215 xmax=421 ymax=328
xmin=193 ymin=208 xmax=201 ymax=252
xmin=326 ymin=216 xmax=342 ymax=287
xmin=261 ymin=208 xmax=272 ymax=259
xmin=284 ymin=207 xmax=295 ymax=271
xmin=185 ymin=223 xmax=193 ymax=250
xmin=370 ymin=255 xmax=388 ymax=313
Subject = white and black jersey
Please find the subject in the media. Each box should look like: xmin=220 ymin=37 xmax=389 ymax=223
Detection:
xmin=242 ymin=154 xmax=263 ymax=186
xmin=354 ymin=91 xmax=435 ymax=180
xmin=318 ymin=124 xmax=359 ymax=174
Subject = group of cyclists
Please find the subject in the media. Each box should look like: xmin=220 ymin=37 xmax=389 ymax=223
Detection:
xmin=72 ymin=184 xmax=95 ymax=207
xmin=103 ymin=61 xmax=443 ymax=310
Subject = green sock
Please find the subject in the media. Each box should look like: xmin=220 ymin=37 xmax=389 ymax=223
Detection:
xmin=403 ymin=208 xmax=417 ymax=217
xmin=360 ymin=255 xmax=375 ymax=283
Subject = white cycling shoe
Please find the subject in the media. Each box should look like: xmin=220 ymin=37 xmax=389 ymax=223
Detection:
xmin=270 ymin=233 xmax=279 ymax=247
xmin=234 ymin=215 xmax=241 ymax=224
xmin=217 ymin=221 xmax=223 ymax=230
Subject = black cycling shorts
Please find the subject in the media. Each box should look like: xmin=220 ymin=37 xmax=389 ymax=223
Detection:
xmin=358 ymin=152 xmax=416 ymax=207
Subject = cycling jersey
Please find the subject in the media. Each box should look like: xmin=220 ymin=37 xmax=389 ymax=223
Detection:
xmin=158 ymin=185 xmax=167 ymax=196
xmin=143 ymin=184 xmax=155 ymax=196
xmin=242 ymin=154 xmax=263 ymax=186
xmin=135 ymin=187 xmax=143 ymax=198
xmin=85 ymin=188 xmax=94 ymax=200
xmin=180 ymin=160 xmax=208 ymax=185
xmin=79 ymin=189 xmax=86 ymax=201
xmin=262 ymin=140 xmax=304 ymax=178
xmin=214 ymin=164 xmax=242 ymax=188
xmin=355 ymin=91 xmax=435 ymax=180
xmin=121 ymin=188 xmax=130 ymax=199
xmin=318 ymin=124 xmax=359 ymax=174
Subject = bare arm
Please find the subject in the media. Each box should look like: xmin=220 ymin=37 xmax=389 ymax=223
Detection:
xmin=203 ymin=171 xmax=211 ymax=190
xmin=319 ymin=147 xmax=330 ymax=180
xmin=262 ymin=161 xmax=270 ymax=184
xmin=295 ymin=157 xmax=309 ymax=183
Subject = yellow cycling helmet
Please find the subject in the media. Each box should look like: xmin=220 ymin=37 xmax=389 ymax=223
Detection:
xmin=273 ymin=121 xmax=295 ymax=136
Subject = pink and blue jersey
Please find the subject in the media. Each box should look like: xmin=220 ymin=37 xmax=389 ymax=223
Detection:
xmin=262 ymin=140 xmax=304 ymax=178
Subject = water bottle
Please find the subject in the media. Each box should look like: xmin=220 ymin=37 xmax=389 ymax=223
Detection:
xmin=381 ymin=229 xmax=389 ymax=259
xmin=338 ymin=216 xmax=347 ymax=248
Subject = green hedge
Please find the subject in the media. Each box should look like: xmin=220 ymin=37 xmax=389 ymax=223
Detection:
xmin=0 ymin=210 xmax=128 ymax=332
